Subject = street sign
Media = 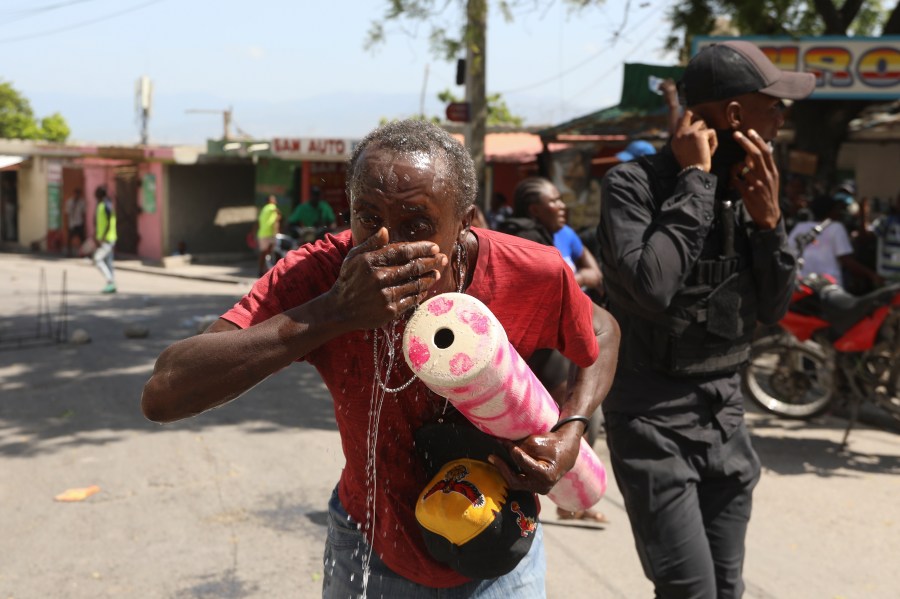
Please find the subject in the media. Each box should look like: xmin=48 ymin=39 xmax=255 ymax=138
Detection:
xmin=445 ymin=102 xmax=470 ymax=123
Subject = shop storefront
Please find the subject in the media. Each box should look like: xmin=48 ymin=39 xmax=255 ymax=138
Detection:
xmin=0 ymin=155 xmax=23 ymax=244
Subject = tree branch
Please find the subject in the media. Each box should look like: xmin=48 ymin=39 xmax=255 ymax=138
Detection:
xmin=812 ymin=0 xmax=844 ymax=33
xmin=839 ymin=0 xmax=865 ymax=29
xmin=883 ymin=0 xmax=900 ymax=34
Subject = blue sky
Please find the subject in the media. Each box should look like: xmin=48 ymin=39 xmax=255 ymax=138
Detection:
xmin=0 ymin=0 xmax=679 ymax=144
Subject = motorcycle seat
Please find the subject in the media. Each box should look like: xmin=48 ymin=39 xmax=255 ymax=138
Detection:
xmin=818 ymin=283 xmax=900 ymax=335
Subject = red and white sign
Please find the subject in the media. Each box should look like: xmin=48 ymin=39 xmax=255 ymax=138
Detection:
xmin=272 ymin=138 xmax=357 ymax=161
xmin=445 ymin=102 xmax=470 ymax=123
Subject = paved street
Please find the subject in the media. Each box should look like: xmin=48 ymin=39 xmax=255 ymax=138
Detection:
xmin=1 ymin=253 xmax=899 ymax=598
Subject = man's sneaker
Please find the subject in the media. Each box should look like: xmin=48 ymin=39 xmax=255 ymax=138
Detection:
xmin=102 ymin=283 xmax=117 ymax=294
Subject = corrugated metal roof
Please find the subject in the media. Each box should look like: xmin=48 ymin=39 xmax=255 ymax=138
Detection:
xmin=0 ymin=155 xmax=24 ymax=170
xmin=450 ymin=132 xmax=567 ymax=163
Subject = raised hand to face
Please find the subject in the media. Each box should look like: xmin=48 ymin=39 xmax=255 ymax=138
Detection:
xmin=330 ymin=227 xmax=448 ymax=331
xmin=731 ymin=129 xmax=781 ymax=230
xmin=671 ymin=110 xmax=718 ymax=173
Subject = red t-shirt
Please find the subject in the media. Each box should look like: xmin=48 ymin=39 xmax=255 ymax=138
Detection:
xmin=222 ymin=227 xmax=599 ymax=587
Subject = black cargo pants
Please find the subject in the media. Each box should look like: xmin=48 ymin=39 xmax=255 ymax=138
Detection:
xmin=605 ymin=413 xmax=761 ymax=599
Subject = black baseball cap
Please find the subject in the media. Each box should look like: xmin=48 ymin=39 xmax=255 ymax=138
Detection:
xmin=682 ymin=40 xmax=816 ymax=106
xmin=414 ymin=422 xmax=539 ymax=579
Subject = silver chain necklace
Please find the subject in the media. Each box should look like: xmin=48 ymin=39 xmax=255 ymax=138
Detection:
xmin=372 ymin=238 xmax=467 ymax=394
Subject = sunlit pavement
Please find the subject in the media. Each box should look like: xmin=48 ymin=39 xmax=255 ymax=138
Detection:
xmin=1 ymin=253 xmax=898 ymax=598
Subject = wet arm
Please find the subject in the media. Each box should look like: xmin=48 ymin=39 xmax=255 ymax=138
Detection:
xmin=140 ymin=293 xmax=355 ymax=423
xmin=142 ymin=229 xmax=447 ymax=423
xmin=556 ymin=303 xmax=620 ymax=430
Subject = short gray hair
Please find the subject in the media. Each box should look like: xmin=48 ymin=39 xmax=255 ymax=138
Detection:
xmin=346 ymin=119 xmax=476 ymax=217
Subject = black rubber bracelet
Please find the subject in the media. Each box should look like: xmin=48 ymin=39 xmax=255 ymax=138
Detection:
xmin=550 ymin=415 xmax=590 ymax=433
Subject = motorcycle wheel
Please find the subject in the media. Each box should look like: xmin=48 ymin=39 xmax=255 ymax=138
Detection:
xmin=742 ymin=338 xmax=835 ymax=419
xmin=872 ymin=313 xmax=900 ymax=422
xmin=874 ymin=364 xmax=900 ymax=422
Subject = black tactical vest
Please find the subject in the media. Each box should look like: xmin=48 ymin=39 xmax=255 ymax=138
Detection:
xmin=605 ymin=154 xmax=759 ymax=376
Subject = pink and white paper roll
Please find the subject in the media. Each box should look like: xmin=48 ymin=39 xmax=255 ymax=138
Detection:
xmin=402 ymin=292 xmax=606 ymax=511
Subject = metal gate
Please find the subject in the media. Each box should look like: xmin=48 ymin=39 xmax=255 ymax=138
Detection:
xmin=0 ymin=171 xmax=18 ymax=242
xmin=114 ymin=166 xmax=140 ymax=256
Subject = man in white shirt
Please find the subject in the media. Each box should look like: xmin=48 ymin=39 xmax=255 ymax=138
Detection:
xmin=788 ymin=194 xmax=881 ymax=288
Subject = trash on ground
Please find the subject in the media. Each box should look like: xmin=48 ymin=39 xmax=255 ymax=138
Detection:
xmin=124 ymin=324 xmax=150 ymax=339
xmin=69 ymin=329 xmax=91 ymax=344
xmin=54 ymin=485 xmax=101 ymax=502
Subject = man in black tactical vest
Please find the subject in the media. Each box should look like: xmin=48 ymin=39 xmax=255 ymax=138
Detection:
xmin=597 ymin=41 xmax=815 ymax=598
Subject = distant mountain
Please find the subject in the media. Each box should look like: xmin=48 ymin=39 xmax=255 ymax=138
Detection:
xmin=27 ymin=90 xmax=595 ymax=146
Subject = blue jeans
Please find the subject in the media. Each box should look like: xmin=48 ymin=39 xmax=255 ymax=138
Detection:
xmin=322 ymin=488 xmax=546 ymax=599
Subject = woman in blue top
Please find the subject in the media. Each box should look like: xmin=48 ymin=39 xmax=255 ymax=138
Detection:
xmin=502 ymin=177 xmax=603 ymax=292
xmin=501 ymin=176 xmax=607 ymax=524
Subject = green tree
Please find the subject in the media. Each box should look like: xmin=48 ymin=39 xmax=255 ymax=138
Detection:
xmin=0 ymin=81 xmax=71 ymax=142
xmin=39 ymin=113 xmax=71 ymax=143
xmin=666 ymin=0 xmax=900 ymax=188
xmin=366 ymin=1 xmax=605 ymax=209
xmin=437 ymin=88 xmax=524 ymax=126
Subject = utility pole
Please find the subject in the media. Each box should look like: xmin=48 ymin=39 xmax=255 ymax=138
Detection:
xmin=419 ymin=63 xmax=430 ymax=119
xmin=464 ymin=0 xmax=487 ymax=213
xmin=135 ymin=75 xmax=153 ymax=145
xmin=185 ymin=107 xmax=234 ymax=140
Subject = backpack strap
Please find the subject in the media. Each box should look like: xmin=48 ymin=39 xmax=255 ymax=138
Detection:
xmin=794 ymin=219 xmax=834 ymax=259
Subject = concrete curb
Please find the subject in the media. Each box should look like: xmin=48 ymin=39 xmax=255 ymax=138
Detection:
xmin=114 ymin=262 xmax=257 ymax=286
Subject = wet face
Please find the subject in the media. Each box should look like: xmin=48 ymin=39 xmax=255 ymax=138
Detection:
xmin=351 ymin=146 xmax=467 ymax=277
xmin=529 ymin=182 xmax=567 ymax=233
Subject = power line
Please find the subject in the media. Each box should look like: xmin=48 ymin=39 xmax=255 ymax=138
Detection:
xmin=501 ymin=45 xmax=610 ymax=95
xmin=569 ymin=0 xmax=677 ymax=100
xmin=0 ymin=0 xmax=165 ymax=44
xmin=498 ymin=0 xmax=671 ymax=96
xmin=569 ymin=31 xmax=650 ymax=100
xmin=0 ymin=0 xmax=98 ymax=20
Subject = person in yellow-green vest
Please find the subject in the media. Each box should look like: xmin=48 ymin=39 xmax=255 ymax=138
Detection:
xmin=256 ymin=194 xmax=282 ymax=276
xmin=93 ymin=185 xmax=117 ymax=294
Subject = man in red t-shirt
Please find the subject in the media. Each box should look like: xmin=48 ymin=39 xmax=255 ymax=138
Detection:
xmin=141 ymin=120 xmax=620 ymax=597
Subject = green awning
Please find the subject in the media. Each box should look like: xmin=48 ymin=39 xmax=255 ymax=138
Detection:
xmin=539 ymin=63 xmax=685 ymax=140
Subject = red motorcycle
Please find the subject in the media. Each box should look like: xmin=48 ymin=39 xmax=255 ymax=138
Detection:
xmin=742 ymin=274 xmax=900 ymax=446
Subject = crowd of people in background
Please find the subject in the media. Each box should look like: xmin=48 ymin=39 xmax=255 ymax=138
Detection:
xmin=781 ymin=175 xmax=900 ymax=294
xmin=142 ymin=41 xmax=900 ymax=598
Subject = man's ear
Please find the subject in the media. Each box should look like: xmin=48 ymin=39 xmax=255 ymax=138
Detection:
xmin=725 ymin=101 xmax=743 ymax=130
xmin=461 ymin=205 xmax=476 ymax=237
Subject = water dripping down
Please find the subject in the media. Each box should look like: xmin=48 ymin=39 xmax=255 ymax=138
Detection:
xmin=359 ymin=317 xmax=418 ymax=597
